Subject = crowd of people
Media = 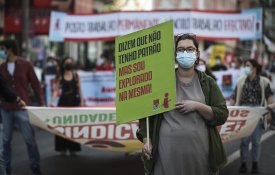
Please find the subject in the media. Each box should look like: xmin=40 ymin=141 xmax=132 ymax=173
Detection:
xmin=0 ymin=39 xmax=115 ymax=175
xmin=0 ymin=36 xmax=274 ymax=175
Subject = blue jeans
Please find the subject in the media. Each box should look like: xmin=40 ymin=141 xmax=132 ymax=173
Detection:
xmin=240 ymin=121 xmax=263 ymax=162
xmin=0 ymin=121 xmax=6 ymax=175
xmin=1 ymin=110 xmax=40 ymax=170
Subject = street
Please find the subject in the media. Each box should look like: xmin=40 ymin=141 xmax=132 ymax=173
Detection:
xmin=9 ymin=127 xmax=275 ymax=175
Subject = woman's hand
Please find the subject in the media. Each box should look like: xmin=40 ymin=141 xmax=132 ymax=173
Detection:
xmin=175 ymin=100 xmax=198 ymax=114
xmin=142 ymin=138 xmax=152 ymax=160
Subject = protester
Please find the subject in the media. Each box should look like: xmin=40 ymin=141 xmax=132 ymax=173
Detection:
xmin=211 ymin=56 xmax=228 ymax=71
xmin=230 ymin=59 xmax=273 ymax=174
xmin=41 ymin=56 xmax=59 ymax=81
xmin=50 ymin=56 xmax=82 ymax=155
xmin=196 ymin=59 xmax=217 ymax=81
xmin=96 ymin=52 xmax=114 ymax=71
xmin=137 ymin=33 xmax=229 ymax=175
xmin=41 ymin=56 xmax=59 ymax=104
xmin=0 ymin=39 xmax=44 ymax=175
xmin=0 ymin=72 xmax=26 ymax=175
xmin=0 ymin=50 xmax=6 ymax=65
xmin=231 ymin=57 xmax=243 ymax=70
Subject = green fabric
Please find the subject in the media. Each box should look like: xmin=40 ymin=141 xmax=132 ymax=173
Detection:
xmin=137 ymin=71 xmax=229 ymax=174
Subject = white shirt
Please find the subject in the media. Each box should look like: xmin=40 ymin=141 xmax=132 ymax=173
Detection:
xmin=7 ymin=62 xmax=15 ymax=75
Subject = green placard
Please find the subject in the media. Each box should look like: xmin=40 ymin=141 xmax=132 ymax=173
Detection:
xmin=115 ymin=21 xmax=176 ymax=124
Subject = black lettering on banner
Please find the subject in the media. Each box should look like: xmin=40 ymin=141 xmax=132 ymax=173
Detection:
xmin=174 ymin=18 xmax=190 ymax=30
xmin=108 ymin=20 xmax=117 ymax=31
xmin=192 ymin=18 xmax=222 ymax=31
xmin=65 ymin=22 xmax=86 ymax=33
xmin=87 ymin=21 xmax=107 ymax=32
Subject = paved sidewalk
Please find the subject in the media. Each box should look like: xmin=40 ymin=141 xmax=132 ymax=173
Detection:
xmin=8 ymin=128 xmax=275 ymax=175
xmin=220 ymin=131 xmax=275 ymax=175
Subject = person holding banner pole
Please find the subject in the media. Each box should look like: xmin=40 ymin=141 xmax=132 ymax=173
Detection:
xmin=50 ymin=56 xmax=82 ymax=156
xmin=0 ymin=39 xmax=44 ymax=175
xmin=0 ymin=72 xmax=26 ymax=175
xmin=230 ymin=59 xmax=273 ymax=174
xmin=137 ymin=33 xmax=228 ymax=175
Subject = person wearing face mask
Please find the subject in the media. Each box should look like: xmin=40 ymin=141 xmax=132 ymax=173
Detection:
xmin=137 ymin=33 xmax=228 ymax=175
xmin=0 ymin=50 xmax=7 ymax=65
xmin=211 ymin=56 xmax=228 ymax=71
xmin=230 ymin=59 xmax=273 ymax=174
xmin=50 ymin=57 xmax=82 ymax=155
xmin=96 ymin=52 xmax=114 ymax=71
xmin=196 ymin=59 xmax=217 ymax=81
xmin=41 ymin=57 xmax=59 ymax=104
xmin=0 ymin=39 xmax=44 ymax=175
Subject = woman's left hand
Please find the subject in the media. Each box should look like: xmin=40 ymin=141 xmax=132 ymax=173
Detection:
xmin=175 ymin=100 xmax=198 ymax=114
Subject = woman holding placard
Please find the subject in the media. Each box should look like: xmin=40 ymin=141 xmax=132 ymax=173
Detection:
xmin=137 ymin=33 xmax=228 ymax=175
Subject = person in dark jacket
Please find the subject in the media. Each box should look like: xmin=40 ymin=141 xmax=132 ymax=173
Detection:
xmin=0 ymin=39 xmax=44 ymax=175
xmin=137 ymin=33 xmax=228 ymax=175
xmin=0 ymin=74 xmax=25 ymax=105
xmin=0 ymin=72 xmax=25 ymax=175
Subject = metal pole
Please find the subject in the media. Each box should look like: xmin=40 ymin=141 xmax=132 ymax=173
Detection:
xmin=22 ymin=0 xmax=29 ymax=57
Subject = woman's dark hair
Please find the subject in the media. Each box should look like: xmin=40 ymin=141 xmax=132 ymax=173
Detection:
xmin=0 ymin=39 xmax=18 ymax=55
xmin=175 ymin=33 xmax=199 ymax=51
xmin=244 ymin=59 xmax=261 ymax=75
xmin=174 ymin=33 xmax=200 ymax=65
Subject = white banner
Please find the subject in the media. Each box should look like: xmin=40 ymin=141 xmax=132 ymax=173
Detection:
xmin=49 ymin=9 xmax=262 ymax=42
xmin=27 ymin=106 xmax=267 ymax=152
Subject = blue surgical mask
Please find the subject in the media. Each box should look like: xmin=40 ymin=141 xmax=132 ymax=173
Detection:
xmin=97 ymin=57 xmax=104 ymax=66
xmin=196 ymin=65 xmax=206 ymax=72
xmin=0 ymin=50 xmax=7 ymax=59
xmin=244 ymin=67 xmax=252 ymax=76
xmin=176 ymin=51 xmax=197 ymax=69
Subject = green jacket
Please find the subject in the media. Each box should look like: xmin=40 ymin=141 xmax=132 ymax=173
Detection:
xmin=137 ymin=71 xmax=229 ymax=174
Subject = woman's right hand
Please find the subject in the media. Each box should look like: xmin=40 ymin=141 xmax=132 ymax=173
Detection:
xmin=142 ymin=138 xmax=152 ymax=160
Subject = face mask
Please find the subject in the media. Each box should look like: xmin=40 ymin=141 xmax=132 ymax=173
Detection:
xmin=0 ymin=50 xmax=7 ymax=59
xmin=196 ymin=65 xmax=206 ymax=72
xmin=47 ymin=62 xmax=54 ymax=67
xmin=97 ymin=58 xmax=104 ymax=66
xmin=231 ymin=62 xmax=236 ymax=69
xmin=176 ymin=51 xmax=197 ymax=69
xmin=64 ymin=63 xmax=74 ymax=70
xmin=244 ymin=67 xmax=252 ymax=76
xmin=216 ymin=60 xmax=221 ymax=65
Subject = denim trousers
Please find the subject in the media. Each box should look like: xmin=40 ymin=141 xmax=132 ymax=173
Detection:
xmin=240 ymin=121 xmax=263 ymax=162
xmin=0 ymin=122 xmax=6 ymax=175
xmin=1 ymin=109 xmax=40 ymax=170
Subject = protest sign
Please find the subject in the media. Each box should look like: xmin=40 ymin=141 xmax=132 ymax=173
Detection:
xmin=115 ymin=21 xmax=176 ymax=124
